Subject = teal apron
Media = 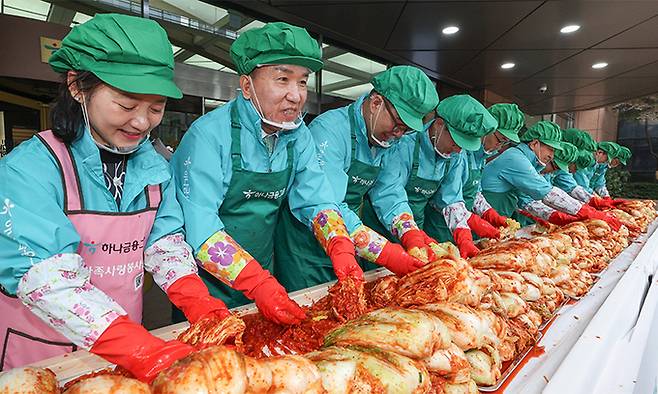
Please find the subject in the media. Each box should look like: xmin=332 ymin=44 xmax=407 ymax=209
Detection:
xmin=200 ymin=103 xmax=294 ymax=308
xmin=274 ymin=103 xmax=381 ymax=290
xmin=420 ymin=160 xmax=453 ymax=243
xmin=362 ymin=135 xmax=441 ymax=242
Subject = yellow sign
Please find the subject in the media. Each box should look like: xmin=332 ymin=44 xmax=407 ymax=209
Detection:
xmin=40 ymin=37 xmax=62 ymax=63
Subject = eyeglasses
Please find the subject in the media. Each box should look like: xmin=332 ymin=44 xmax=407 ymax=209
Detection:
xmin=382 ymin=99 xmax=413 ymax=134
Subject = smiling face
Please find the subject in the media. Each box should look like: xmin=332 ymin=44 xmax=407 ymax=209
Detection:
xmin=240 ymin=64 xmax=309 ymax=134
xmin=68 ymin=71 xmax=166 ymax=149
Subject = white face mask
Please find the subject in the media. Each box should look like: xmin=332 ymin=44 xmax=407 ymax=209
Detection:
xmin=535 ymin=143 xmax=547 ymax=167
xmin=80 ymin=95 xmax=147 ymax=155
xmin=431 ymin=124 xmax=452 ymax=159
xmin=369 ymin=103 xmax=391 ymax=148
xmin=248 ymin=76 xmax=304 ymax=131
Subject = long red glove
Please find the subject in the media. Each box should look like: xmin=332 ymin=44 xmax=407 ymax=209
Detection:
xmin=453 ymin=228 xmax=480 ymax=258
xmin=233 ymin=260 xmax=306 ymax=325
xmin=548 ymin=211 xmax=581 ymax=226
xmin=467 ymin=213 xmax=501 ymax=239
xmin=375 ymin=242 xmax=425 ymax=276
xmin=518 ymin=210 xmax=551 ymax=228
xmin=481 ymin=208 xmax=508 ymax=228
xmin=588 ymin=196 xmax=615 ymax=210
xmin=90 ymin=315 xmax=194 ymax=383
xmin=576 ymin=204 xmax=622 ymax=230
xmin=603 ymin=196 xmax=628 ymax=207
xmin=166 ymin=274 xmax=230 ymax=324
xmin=400 ymin=229 xmax=436 ymax=262
xmin=327 ymin=236 xmax=364 ymax=281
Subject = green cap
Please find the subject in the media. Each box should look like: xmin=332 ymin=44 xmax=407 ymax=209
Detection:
xmin=553 ymin=142 xmax=579 ymax=171
xmin=371 ymin=65 xmax=439 ymax=132
xmin=575 ymin=149 xmax=595 ymax=170
xmin=562 ymin=128 xmax=597 ymax=152
xmin=230 ymin=22 xmax=322 ymax=75
xmin=436 ymin=94 xmax=498 ymax=151
xmin=617 ymin=145 xmax=632 ymax=165
xmin=598 ymin=141 xmax=621 ymax=162
xmin=49 ymin=13 xmax=182 ymax=99
xmin=521 ymin=121 xmax=563 ymax=150
xmin=487 ymin=103 xmax=524 ymax=143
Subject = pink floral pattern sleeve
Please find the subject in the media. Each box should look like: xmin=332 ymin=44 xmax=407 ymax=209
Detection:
xmin=350 ymin=225 xmax=388 ymax=262
xmin=390 ymin=212 xmax=419 ymax=240
xmin=521 ymin=200 xmax=556 ymax=220
xmin=543 ymin=187 xmax=583 ymax=215
xmin=144 ymin=233 xmax=198 ymax=292
xmin=196 ymin=230 xmax=253 ymax=287
xmin=441 ymin=201 xmax=471 ymax=233
xmin=16 ymin=253 xmax=125 ymax=349
xmin=311 ymin=209 xmax=350 ymax=252
xmin=473 ymin=192 xmax=493 ymax=216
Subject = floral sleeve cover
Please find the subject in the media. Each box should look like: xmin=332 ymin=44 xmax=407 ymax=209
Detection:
xmin=350 ymin=225 xmax=388 ymax=262
xmin=17 ymin=253 xmax=126 ymax=349
xmin=311 ymin=209 xmax=351 ymax=252
xmin=196 ymin=230 xmax=253 ymax=286
xmin=390 ymin=212 xmax=419 ymax=240
xmin=472 ymin=192 xmax=494 ymax=216
xmin=441 ymin=201 xmax=472 ymax=233
xmin=144 ymin=233 xmax=198 ymax=292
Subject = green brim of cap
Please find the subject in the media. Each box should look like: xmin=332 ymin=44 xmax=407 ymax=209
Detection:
xmin=540 ymin=139 xmax=563 ymax=151
xmin=259 ymin=55 xmax=323 ymax=73
xmin=96 ymin=71 xmax=183 ymax=99
xmin=554 ymin=158 xmax=570 ymax=172
xmin=392 ymin=102 xmax=423 ymax=132
xmin=498 ymin=128 xmax=521 ymax=143
xmin=448 ymin=126 xmax=482 ymax=151
xmin=619 ymin=157 xmax=628 ymax=165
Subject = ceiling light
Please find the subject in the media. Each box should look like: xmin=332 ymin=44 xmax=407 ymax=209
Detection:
xmin=560 ymin=25 xmax=580 ymax=34
xmin=592 ymin=62 xmax=608 ymax=69
xmin=442 ymin=26 xmax=459 ymax=35
xmin=500 ymin=62 xmax=515 ymax=69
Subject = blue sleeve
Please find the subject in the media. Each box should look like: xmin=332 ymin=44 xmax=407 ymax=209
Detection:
xmin=170 ymin=119 xmax=228 ymax=254
xmin=552 ymin=170 xmax=578 ymax=193
xmin=310 ymin=114 xmax=363 ymax=233
xmin=498 ymin=154 xmax=553 ymax=201
xmin=573 ymin=169 xmax=593 ymax=193
xmin=431 ymin=155 xmax=466 ymax=209
xmin=0 ymin=141 xmax=80 ymax=294
xmin=145 ymin=169 xmax=186 ymax=248
xmin=287 ymin=127 xmax=341 ymax=227
xmin=368 ymin=143 xmax=413 ymax=232
xmin=517 ymin=191 xmax=536 ymax=208
xmin=590 ymin=167 xmax=607 ymax=190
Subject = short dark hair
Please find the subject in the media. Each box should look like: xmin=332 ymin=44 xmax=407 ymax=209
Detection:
xmin=50 ymin=71 xmax=102 ymax=144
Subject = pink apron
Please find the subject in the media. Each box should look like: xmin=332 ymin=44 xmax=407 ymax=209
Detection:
xmin=0 ymin=130 xmax=161 ymax=370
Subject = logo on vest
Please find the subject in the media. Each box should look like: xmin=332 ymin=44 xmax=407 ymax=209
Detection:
xmin=351 ymin=175 xmax=375 ymax=187
xmin=414 ymin=186 xmax=437 ymax=196
xmin=243 ymin=187 xmax=287 ymax=200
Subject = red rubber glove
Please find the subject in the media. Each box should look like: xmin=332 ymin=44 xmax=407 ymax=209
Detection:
xmin=166 ymin=274 xmax=230 ymax=324
xmin=90 ymin=315 xmax=194 ymax=383
xmin=548 ymin=211 xmax=581 ymax=226
xmin=518 ymin=210 xmax=551 ymax=228
xmin=327 ymin=236 xmax=364 ymax=281
xmin=576 ymin=204 xmax=622 ymax=231
xmin=233 ymin=260 xmax=306 ymax=325
xmin=588 ymin=196 xmax=615 ymax=210
xmin=375 ymin=241 xmax=425 ymax=276
xmin=400 ymin=229 xmax=436 ymax=262
xmin=467 ymin=213 xmax=501 ymax=239
xmin=453 ymin=228 xmax=480 ymax=258
xmin=481 ymin=208 xmax=509 ymax=228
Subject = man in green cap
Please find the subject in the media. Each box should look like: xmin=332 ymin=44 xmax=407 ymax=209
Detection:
xmin=449 ymin=103 xmax=526 ymax=247
xmin=481 ymin=121 xmax=622 ymax=230
xmin=590 ymin=141 xmax=622 ymax=198
xmin=171 ymin=22 xmax=357 ymax=323
xmin=360 ymin=94 xmax=498 ymax=260
xmin=1 ymin=13 xmax=236 ymax=381
xmin=274 ymin=65 xmax=437 ymax=290
xmin=563 ymin=128 xmax=598 ymax=193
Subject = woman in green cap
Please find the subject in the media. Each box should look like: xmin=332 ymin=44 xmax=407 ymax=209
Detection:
xmin=360 ymin=94 xmax=502 ymax=260
xmin=480 ymin=121 xmax=622 ymax=230
xmin=273 ymin=65 xmax=436 ymax=291
xmin=171 ymin=22 xmax=357 ymax=317
xmin=0 ymin=14 xmax=231 ymax=381
xmin=590 ymin=141 xmax=622 ymax=198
